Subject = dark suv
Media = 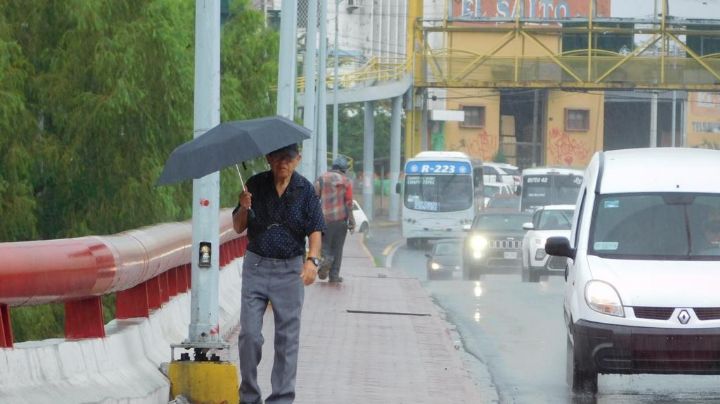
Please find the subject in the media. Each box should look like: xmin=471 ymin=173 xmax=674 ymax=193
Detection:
xmin=462 ymin=212 xmax=531 ymax=279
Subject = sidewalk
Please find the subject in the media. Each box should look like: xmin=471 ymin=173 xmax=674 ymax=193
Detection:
xmin=222 ymin=233 xmax=486 ymax=403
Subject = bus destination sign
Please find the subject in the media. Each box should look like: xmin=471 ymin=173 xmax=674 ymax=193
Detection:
xmin=405 ymin=161 xmax=471 ymax=175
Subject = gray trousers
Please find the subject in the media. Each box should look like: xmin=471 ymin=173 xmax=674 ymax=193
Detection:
xmin=322 ymin=220 xmax=348 ymax=280
xmin=239 ymin=251 xmax=304 ymax=404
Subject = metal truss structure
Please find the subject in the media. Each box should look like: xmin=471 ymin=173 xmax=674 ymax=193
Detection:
xmin=415 ymin=2 xmax=720 ymax=90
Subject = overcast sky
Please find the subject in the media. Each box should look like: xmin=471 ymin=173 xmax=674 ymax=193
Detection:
xmin=612 ymin=0 xmax=720 ymax=19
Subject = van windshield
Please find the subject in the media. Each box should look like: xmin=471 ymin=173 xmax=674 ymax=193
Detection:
xmin=589 ymin=193 xmax=720 ymax=259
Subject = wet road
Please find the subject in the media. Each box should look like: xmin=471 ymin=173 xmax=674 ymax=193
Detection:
xmin=364 ymin=224 xmax=720 ymax=404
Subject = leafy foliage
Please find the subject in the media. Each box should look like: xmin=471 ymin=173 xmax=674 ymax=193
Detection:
xmin=0 ymin=0 xmax=278 ymax=341
xmin=325 ymin=101 xmax=397 ymax=175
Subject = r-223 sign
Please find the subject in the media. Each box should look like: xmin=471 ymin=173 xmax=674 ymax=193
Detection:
xmin=424 ymin=164 xmax=456 ymax=173
xmin=406 ymin=161 xmax=471 ymax=174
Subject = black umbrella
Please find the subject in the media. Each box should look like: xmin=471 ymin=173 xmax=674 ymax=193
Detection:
xmin=157 ymin=115 xmax=311 ymax=186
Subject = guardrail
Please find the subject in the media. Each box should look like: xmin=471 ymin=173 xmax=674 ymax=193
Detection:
xmin=0 ymin=209 xmax=247 ymax=348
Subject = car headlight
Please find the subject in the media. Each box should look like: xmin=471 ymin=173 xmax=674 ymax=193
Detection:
xmin=468 ymin=235 xmax=488 ymax=259
xmin=430 ymin=262 xmax=441 ymax=270
xmin=585 ymin=280 xmax=625 ymax=317
xmin=469 ymin=235 xmax=488 ymax=251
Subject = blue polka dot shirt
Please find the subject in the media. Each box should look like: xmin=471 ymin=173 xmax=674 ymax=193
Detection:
xmin=238 ymin=171 xmax=325 ymax=259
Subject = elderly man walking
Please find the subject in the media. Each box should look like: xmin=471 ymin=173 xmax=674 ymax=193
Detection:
xmin=314 ymin=156 xmax=356 ymax=283
xmin=232 ymin=143 xmax=325 ymax=404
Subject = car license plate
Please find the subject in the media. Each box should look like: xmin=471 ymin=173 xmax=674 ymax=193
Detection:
xmin=504 ymin=251 xmax=517 ymax=259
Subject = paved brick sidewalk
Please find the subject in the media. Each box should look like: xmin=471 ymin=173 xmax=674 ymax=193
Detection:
xmin=222 ymin=234 xmax=487 ymax=403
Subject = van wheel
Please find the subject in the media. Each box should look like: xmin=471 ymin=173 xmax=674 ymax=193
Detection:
xmin=566 ymin=334 xmax=598 ymax=394
xmin=407 ymin=238 xmax=418 ymax=249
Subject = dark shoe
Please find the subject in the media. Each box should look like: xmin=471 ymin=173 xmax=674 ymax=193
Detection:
xmin=328 ymin=276 xmax=343 ymax=283
xmin=318 ymin=258 xmax=330 ymax=280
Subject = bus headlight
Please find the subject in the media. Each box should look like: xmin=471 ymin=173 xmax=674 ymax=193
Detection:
xmin=585 ymin=280 xmax=625 ymax=317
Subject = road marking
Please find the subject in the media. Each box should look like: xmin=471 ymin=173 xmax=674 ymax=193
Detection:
xmin=382 ymin=239 xmax=404 ymax=256
xmin=383 ymin=239 xmax=405 ymax=269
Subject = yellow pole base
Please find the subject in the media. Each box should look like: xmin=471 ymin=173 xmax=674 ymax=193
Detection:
xmin=168 ymin=360 xmax=239 ymax=404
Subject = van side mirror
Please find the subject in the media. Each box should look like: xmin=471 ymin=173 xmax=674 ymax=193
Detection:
xmin=545 ymin=236 xmax=576 ymax=259
xmin=522 ymin=222 xmax=534 ymax=231
xmin=395 ymin=183 xmax=401 ymax=194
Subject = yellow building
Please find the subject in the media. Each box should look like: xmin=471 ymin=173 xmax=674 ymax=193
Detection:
xmin=413 ymin=0 xmax=720 ymax=169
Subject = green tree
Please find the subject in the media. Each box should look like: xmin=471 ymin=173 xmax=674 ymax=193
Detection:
xmin=1 ymin=0 xmax=279 ymax=341
xmin=0 ymin=13 xmax=38 ymax=241
xmin=326 ymin=101 xmax=397 ymax=174
xmin=219 ymin=1 xmax=279 ymax=205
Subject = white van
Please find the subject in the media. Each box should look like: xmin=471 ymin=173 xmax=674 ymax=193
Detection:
xmin=546 ymin=148 xmax=720 ymax=394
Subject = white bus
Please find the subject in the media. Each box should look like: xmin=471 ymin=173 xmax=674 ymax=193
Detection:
xmin=401 ymin=151 xmax=483 ymax=248
xmin=519 ymin=167 xmax=584 ymax=212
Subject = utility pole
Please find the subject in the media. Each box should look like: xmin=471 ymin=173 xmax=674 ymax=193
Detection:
xmin=332 ymin=0 xmax=340 ymax=160
xmin=188 ymin=0 xmax=222 ymax=351
xmin=168 ymin=1 xmax=239 ymax=401
xmin=277 ymin=0 xmax=298 ymax=120
xmin=300 ymin=0 xmax=319 ymax=180
xmin=316 ymin=0 xmax=328 ymax=175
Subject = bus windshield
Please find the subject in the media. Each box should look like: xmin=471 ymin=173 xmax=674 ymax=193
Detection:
xmin=404 ymin=175 xmax=473 ymax=212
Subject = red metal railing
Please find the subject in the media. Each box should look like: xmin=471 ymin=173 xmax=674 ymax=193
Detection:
xmin=0 ymin=209 xmax=247 ymax=347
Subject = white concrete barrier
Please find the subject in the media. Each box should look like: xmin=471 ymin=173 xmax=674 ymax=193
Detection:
xmin=0 ymin=258 xmax=243 ymax=404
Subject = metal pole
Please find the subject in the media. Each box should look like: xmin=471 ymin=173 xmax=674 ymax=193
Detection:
xmin=332 ymin=0 xmax=340 ymax=160
xmin=650 ymin=92 xmax=658 ymax=147
xmin=681 ymin=92 xmax=688 ymax=147
xmin=300 ymin=0 xmax=319 ymax=180
xmin=380 ymin=164 xmax=384 ymax=214
xmin=671 ymin=90 xmax=677 ymax=147
xmin=532 ymin=89 xmax=539 ymax=166
xmin=363 ymin=101 xmax=375 ymax=220
xmin=188 ymin=0 xmax=221 ymax=346
xmin=277 ymin=0 xmax=297 ymax=120
xmin=316 ymin=0 xmax=328 ymax=175
xmin=420 ymin=89 xmax=428 ymax=150
xmin=389 ymin=95 xmax=402 ymax=221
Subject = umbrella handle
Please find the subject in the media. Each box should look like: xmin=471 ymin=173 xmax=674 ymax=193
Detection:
xmin=236 ymin=164 xmax=256 ymax=221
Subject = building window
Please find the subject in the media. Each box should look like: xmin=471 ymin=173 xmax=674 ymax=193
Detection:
xmin=565 ymin=109 xmax=590 ymax=132
xmin=461 ymin=106 xmax=485 ymax=128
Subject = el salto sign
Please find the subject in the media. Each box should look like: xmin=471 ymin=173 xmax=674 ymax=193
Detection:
xmin=452 ymin=0 xmax=611 ymax=19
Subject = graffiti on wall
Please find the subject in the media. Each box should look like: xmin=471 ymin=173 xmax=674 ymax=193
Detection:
xmin=687 ymin=92 xmax=720 ymax=147
xmin=689 ymin=92 xmax=720 ymax=134
xmin=454 ymin=0 xmax=610 ymax=19
xmin=547 ymin=127 xmax=590 ymax=167
xmin=452 ymin=128 xmax=498 ymax=161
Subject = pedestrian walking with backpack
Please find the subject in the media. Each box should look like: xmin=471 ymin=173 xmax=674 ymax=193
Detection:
xmin=314 ymin=156 xmax=356 ymax=283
